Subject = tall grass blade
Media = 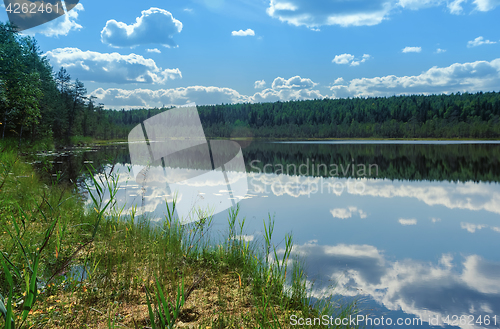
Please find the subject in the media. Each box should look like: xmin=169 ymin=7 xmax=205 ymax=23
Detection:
xmin=2 ymin=225 xmax=32 ymax=271
xmin=144 ymin=285 xmax=157 ymax=329
xmin=0 ymin=252 xmax=21 ymax=279
xmin=154 ymin=275 xmax=170 ymax=327
xmin=0 ymin=256 xmax=15 ymax=328
xmin=21 ymin=256 xmax=39 ymax=321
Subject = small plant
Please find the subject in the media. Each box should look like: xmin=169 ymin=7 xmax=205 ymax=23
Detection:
xmin=1 ymin=144 xmax=361 ymax=328
xmin=0 ymin=199 xmax=60 ymax=328
xmin=0 ymin=150 xmax=120 ymax=328
xmin=145 ymin=276 xmax=185 ymax=329
xmin=0 ymin=256 xmax=15 ymax=329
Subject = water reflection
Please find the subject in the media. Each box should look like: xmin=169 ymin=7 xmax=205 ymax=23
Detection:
xmin=92 ymin=164 xmax=247 ymax=222
xmin=37 ymin=141 xmax=500 ymax=328
xmin=247 ymin=173 xmax=500 ymax=215
xmin=29 ymin=141 xmax=500 ymax=186
xmin=94 ymin=168 xmax=500 ymax=328
xmin=277 ymin=241 xmax=500 ymax=328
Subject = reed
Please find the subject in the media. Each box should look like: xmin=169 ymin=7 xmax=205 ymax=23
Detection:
xmin=1 ymin=143 xmax=360 ymax=328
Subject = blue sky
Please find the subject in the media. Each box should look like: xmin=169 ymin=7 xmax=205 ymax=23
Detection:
xmin=1 ymin=0 xmax=500 ymax=109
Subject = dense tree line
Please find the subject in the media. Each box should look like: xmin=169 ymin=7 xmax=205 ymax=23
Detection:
xmin=2 ymin=21 xmax=500 ymax=143
xmin=103 ymin=92 xmax=500 ymax=139
xmin=1 ymin=22 xmax=114 ymax=144
xmin=195 ymin=93 xmax=500 ymax=139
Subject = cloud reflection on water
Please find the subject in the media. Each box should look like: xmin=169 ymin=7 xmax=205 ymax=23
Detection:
xmin=278 ymin=241 xmax=500 ymax=328
xmin=248 ymin=173 xmax=500 ymax=215
xmin=88 ymin=164 xmax=500 ymax=327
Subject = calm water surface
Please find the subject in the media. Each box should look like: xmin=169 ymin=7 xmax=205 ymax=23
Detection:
xmin=36 ymin=141 xmax=500 ymax=328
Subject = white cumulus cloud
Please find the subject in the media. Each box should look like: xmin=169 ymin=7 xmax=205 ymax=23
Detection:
xmin=399 ymin=218 xmax=417 ymax=225
xmin=473 ymin=0 xmax=500 ymax=11
xmin=333 ymin=53 xmax=371 ymax=66
xmin=101 ymin=8 xmax=182 ymax=48
xmin=251 ymin=88 xmax=324 ymax=103
xmin=90 ymin=86 xmax=249 ymax=109
xmin=271 ymin=76 xmax=317 ymax=89
xmin=461 ymin=222 xmax=487 ymax=233
xmin=266 ymin=0 xmax=394 ymax=28
xmin=92 ymin=72 xmax=325 ymax=108
xmin=330 ymin=58 xmax=500 ymax=98
xmin=397 ymin=0 xmax=444 ymax=10
xmin=436 ymin=48 xmax=446 ymax=53
xmin=22 ymin=3 xmax=84 ymax=37
xmin=333 ymin=77 xmax=344 ymax=84
xmin=91 ymin=75 xmax=325 ymax=108
xmin=146 ymin=48 xmax=161 ymax=53
xmin=267 ymin=0 xmax=499 ymax=28
xmin=402 ymin=46 xmax=422 ymax=53
xmin=231 ymin=29 xmax=255 ymax=36
xmin=254 ymin=80 xmax=266 ymax=89
xmin=45 ymin=48 xmax=181 ymax=84
xmin=467 ymin=36 xmax=497 ymax=48
xmin=332 ymin=53 xmax=355 ymax=65
xmin=447 ymin=0 xmax=467 ymax=14
xmin=461 ymin=222 xmax=500 ymax=234
xmin=351 ymin=54 xmax=371 ymax=66
xmin=251 ymin=76 xmax=323 ymax=103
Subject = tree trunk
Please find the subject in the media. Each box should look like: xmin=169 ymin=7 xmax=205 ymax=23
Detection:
xmin=19 ymin=125 xmax=23 ymax=148
xmin=2 ymin=112 xmax=6 ymax=140
xmin=31 ymin=122 xmax=35 ymax=143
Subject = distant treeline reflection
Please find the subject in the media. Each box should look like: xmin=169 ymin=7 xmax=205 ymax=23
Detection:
xmin=241 ymin=142 xmax=500 ymax=183
xmin=33 ymin=142 xmax=500 ymax=185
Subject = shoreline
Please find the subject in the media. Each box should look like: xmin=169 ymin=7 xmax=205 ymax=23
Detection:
xmin=78 ymin=136 xmax=500 ymax=146
xmin=0 ymin=142 xmax=352 ymax=328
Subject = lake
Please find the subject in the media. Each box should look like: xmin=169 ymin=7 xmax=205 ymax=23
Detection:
xmin=35 ymin=140 xmax=500 ymax=328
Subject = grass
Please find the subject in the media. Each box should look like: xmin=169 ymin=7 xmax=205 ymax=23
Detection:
xmin=0 ymin=141 xmax=360 ymax=328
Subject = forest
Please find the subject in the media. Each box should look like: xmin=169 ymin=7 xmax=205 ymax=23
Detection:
xmin=2 ymin=21 xmax=500 ymax=144
xmin=1 ymin=22 xmax=108 ymax=145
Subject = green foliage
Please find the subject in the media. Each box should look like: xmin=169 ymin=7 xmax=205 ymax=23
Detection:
xmin=1 ymin=144 xmax=359 ymax=327
xmin=0 ymin=24 xmax=51 ymax=143
xmin=0 ymin=22 xmax=90 ymax=145
xmin=145 ymin=276 xmax=185 ymax=329
xmin=69 ymin=91 xmax=500 ymax=141
xmin=195 ymin=93 xmax=500 ymax=139
xmin=0 ymin=144 xmax=98 ymax=328
xmin=0 ymin=255 xmax=15 ymax=329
